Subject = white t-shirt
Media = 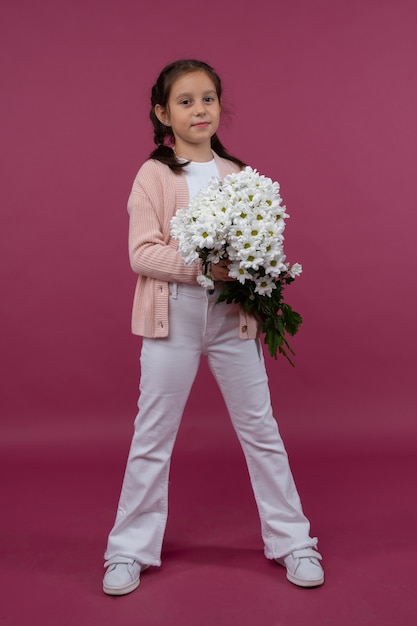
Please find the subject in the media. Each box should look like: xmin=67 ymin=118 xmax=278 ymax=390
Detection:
xmin=183 ymin=159 xmax=219 ymax=201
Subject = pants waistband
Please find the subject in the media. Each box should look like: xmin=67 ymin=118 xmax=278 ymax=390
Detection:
xmin=169 ymin=282 xmax=226 ymax=299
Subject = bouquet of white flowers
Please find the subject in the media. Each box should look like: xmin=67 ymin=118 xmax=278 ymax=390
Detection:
xmin=170 ymin=166 xmax=303 ymax=365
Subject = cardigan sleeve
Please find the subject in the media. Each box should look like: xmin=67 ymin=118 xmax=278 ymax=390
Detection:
xmin=127 ymin=161 xmax=200 ymax=284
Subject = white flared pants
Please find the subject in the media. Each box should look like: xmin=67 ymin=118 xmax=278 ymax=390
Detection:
xmin=105 ymin=282 xmax=317 ymax=566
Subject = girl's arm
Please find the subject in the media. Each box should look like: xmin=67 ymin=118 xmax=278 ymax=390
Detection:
xmin=127 ymin=170 xmax=199 ymax=284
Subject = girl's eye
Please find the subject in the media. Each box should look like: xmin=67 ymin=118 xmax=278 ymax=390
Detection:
xmin=179 ymin=96 xmax=216 ymax=106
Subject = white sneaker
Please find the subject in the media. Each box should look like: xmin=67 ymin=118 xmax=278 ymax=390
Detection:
xmin=103 ymin=558 xmax=147 ymax=596
xmin=276 ymin=548 xmax=324 ymax=587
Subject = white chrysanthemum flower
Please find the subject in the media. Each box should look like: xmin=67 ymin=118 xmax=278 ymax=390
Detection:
xmin=197 ymin=274 xmax=215 ymax=289
xmin=189 ymin=221 xmax=218 ymax=249
xmin=263 ymin=254 xmax=287 ymax=277
xmin=227 ymin=261 xmax=253 ymax=284
xmin=253 ymin=275 xmax=277 ymax=296
xmin=287 ymin=262 xmax=303 ymax=278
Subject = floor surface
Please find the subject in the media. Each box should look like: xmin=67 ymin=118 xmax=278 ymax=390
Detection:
xmin=1 ymin=411 xmax=416 ymax=626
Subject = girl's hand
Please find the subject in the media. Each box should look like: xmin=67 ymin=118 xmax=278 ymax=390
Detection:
xmin=211 ymin=261 xmax=234 ymax=282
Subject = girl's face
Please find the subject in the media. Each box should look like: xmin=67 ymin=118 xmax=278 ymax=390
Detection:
xmin=155 ymin=70 xmax=221 ymax=160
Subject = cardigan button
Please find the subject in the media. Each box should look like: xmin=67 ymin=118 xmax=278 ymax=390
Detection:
xmin=241 ymin=325 xmax=247 ymax=333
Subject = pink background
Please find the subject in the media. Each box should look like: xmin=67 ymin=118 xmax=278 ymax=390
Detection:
xmin=2 ymin=0 xmax=416 ymax=447
xmin=1 ymin=1 xmax=417 ymax=624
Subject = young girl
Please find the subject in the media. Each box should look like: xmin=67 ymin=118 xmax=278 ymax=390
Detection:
xmin=103 ymin=59 xmax=324 ymax=595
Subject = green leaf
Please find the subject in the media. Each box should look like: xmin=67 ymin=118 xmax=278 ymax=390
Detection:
xmin=216 ymin=277 xmax=303 ymax=365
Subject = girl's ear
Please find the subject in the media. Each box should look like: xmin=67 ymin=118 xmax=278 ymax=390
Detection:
xmin=154 ymin=104 xmax=170 ymax=126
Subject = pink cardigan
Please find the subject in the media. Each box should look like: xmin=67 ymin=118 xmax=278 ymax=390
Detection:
xmin=127 ymin=152 xmax=259 ymax=339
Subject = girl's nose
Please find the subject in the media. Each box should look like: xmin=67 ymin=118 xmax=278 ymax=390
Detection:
xmin=194 ymin=100 xmax=206 ymax=114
